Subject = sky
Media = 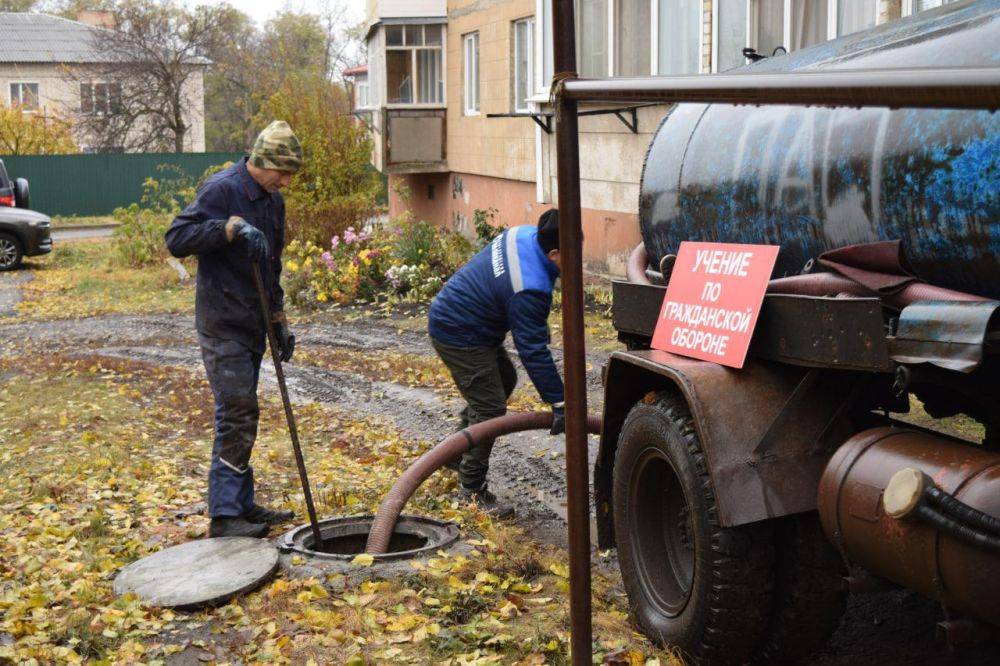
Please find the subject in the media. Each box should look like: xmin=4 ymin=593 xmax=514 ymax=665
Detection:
xmin=187 ymin=0 xmax=363 ymax=27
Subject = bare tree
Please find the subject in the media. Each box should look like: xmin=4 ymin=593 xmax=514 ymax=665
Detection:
xmin=74 ymin=0 xmax=224 ymax=152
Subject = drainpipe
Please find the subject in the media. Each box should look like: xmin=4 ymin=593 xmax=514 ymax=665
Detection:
xmin=550 ymin=1 xmax=592 ymax=664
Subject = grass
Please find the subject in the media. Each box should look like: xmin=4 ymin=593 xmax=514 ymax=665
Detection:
xmin=49 ymin=215 xmax=117 ymax=228
xmin=15 ymin=239 xmax=194 ymax=319
xmin=0 ymin=352 xmax=676 ymax=664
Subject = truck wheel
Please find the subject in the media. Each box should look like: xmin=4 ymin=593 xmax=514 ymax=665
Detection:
xmin=752 ymin=513 xmax=846 ymax=664
xmin=613 ymin=393 xmax=774 ymax=665
xmin=0 ymin=233 xmax=23 ymax=271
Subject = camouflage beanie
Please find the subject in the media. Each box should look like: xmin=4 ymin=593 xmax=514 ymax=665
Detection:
xmin=249 ymin=120 xmax=303 ymax=172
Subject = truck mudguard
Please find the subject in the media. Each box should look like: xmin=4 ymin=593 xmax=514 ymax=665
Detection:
xmin=595 ymin=350 xmax=866 ymax=547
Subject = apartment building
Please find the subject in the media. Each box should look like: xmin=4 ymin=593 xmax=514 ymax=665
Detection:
xmin=361 ymin=0 xmax=963 ymax=275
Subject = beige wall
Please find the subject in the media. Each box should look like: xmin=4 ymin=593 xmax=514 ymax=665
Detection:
xmin=0 ymin=62 xmax=205 ymax=152
xmin=446 ymin=0 xmax=536 ymax=182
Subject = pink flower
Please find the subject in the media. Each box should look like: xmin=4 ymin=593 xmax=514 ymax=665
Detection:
xmin=330 ymin=236 xmax=340 ymax=250
xmin=321 ymin=251 xmax=336 ymax=270
xmin=344 ymin=227 xmax=357 ymax=244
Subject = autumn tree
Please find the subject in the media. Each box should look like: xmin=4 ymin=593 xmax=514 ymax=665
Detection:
xmin=75 ymin=0 xmax=224 ymax=152
xmin=0 ymin=103 xmax=78 ymax=154
xmin=255 ymin=74 xmax=380 ymax=245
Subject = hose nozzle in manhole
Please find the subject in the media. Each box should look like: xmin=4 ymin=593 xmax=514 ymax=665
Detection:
xmin=278 ymin=515 xmax=459 ymax=562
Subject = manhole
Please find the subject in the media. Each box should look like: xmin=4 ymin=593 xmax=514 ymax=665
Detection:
xmin=278 ymin=514 xmax=460 ymax=562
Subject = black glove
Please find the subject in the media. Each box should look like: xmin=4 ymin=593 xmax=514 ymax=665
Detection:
xmin=274 ymin=320 xmax=295 ymax=362
xmin=228 ymin=217 xmax=268 ymax=262
xmin=550 ymin=404 xmax=566 ymax=436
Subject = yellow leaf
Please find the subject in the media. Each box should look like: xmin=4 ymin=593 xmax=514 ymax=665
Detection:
xmin=548 ymin=562 xmax=569 ymax=578
xmin=352 ymin=553 xmax=374 ymax=567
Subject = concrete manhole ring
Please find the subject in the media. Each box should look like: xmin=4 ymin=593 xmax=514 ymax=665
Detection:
xmin=277 ymin=514 xmax=472 ymax=583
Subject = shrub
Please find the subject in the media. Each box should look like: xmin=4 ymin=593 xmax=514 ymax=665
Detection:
xmin=255 ymin=73 xmax=384 ymax=246
xmin=283 ymin=216 xmax=473 ymax=308
xmin=473 ymin=207 xmax=501 ymax=247
xmin=111 ymin=204 xmax=172 ymax=267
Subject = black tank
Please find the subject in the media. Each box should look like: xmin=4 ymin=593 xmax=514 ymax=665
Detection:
xmin=639 ymin=0 xmax=1000 ymax=298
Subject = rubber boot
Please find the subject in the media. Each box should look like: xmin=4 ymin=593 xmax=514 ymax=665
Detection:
xmin=209 ymin=516 xmax=269 ymax=538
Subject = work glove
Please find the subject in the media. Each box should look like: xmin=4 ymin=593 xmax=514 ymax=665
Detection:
xmin=274 ymin=315 xmax=295 ymax=363
xmin=550 ymin=403 xmax=566 ymax=436
xmin=226 ymin=216 xmax=268 ymax=262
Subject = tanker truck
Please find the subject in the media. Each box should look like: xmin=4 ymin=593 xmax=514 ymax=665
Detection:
xmin=595 ymin=2 xmax=1000 ymax=663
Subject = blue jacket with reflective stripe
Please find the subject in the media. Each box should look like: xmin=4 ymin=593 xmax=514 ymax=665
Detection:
xmin=428 ymin=226 xmax=564 ymax=405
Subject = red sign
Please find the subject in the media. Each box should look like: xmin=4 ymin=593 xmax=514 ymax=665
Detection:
xmin=651 ymin=242 xmax=779 ymax=368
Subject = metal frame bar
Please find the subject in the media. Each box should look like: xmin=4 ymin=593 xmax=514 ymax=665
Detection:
xmin=486 ymin=103 xmax=657 ymax=134
xmin=551 ymin=2 xmax=999 ymax=661
xmin=559 ymin=67 xmax=1000 ymax=109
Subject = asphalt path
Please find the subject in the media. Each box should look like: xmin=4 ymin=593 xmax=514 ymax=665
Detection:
xmin=51 ymin=224 xmax=119 ymax=242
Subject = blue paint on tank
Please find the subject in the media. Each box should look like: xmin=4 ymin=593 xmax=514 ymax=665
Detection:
xmin=640 ymin=0 xmax=1000 ymax=299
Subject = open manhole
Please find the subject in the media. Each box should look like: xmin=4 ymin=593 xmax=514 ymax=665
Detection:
xmin=278 ymin=514 xmax=460 ymax=562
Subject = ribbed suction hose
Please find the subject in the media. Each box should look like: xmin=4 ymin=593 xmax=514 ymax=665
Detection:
xmin=365 ymin=411 xmax=603 ymax=554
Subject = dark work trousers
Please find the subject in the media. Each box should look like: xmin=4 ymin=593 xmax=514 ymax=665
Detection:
xmin=199 ymin=333 xmax=263 ymax=518
xmin=432 ymin=338 xmax=518 ymax=491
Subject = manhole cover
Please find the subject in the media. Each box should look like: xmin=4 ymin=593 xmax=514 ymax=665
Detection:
xmin=114 ymin=537 xmax=278 ymax=610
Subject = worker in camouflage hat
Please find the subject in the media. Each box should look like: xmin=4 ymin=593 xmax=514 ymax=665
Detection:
xmin=165 ymin=120 xmax=302 ymax=539
xmin=249 ymin=120 xmax=303 ymax=173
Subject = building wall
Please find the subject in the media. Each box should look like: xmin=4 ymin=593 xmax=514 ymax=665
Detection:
xmin=0 ymin=62 xmax=206 ymax=152
xmin=446 ymin=0 xmax=536 ymax=183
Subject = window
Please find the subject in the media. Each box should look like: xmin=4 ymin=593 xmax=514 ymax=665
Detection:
xmin=836 ymin=0 xmax=876 ymax=36
xmin=576 ymin=0 xmax=608 ymax=77
xmin=788 ymin=0 xmax=828 ymax=50
xmin=751 ymin=0 xmax=786 ymax=56
xmin=356 ymin=79 xmax=369 ymax=108
xmin=80 ymin=82 xmax=121 ymax=115
xmin=385 ymin=23 xmax=444 ymax=105
xmin=540 ymin=0 xmax=553 ymax=92
xmin=657 ymin=0 xmax=701 ymax=75
xmin=9 ymin=82 xmax=39 ymax=111
xmin=513 ymin=17 xmax=535 ymax=112
xmin=464 ymin=32 xmax=480 ymax=115
xmin=909 ymin=0 xmax=960 ymax=13
xmin=615 ymin=0 xmax=651 ymax=76
xmin=715 ymin=0 xmax=749 ymax=71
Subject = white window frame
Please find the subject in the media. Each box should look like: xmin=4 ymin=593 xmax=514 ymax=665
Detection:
xmin=827 ymin=0 xmax=880 ymax=40
xmin=534 ymin=0 xmax=552 ymax=96
xmin=356 ymin=79 xmax=370 ymax=109
xmin=9 ymin=81 xmax=39 ymax=112
xmin=902 ymin=0 xmax=959 ymax=15
xmin=513 ymin=17 xmax=536 ymax=113
xmin=651 ymin=0 xmax=706 ymax=75
xmin=744 ymin=0 xmax=872 ymax=57
xmin=384 ymin=23 xmax=446 ymax=107
xmin=463 ymin=32 xmax=480 ymax=116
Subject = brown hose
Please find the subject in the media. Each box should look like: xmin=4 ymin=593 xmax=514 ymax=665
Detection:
xmin=365 ymin=411 xmax=603 ymax=554
xmin=626 ymin=242 xmax=652 ymax=285
xmin=766 ymin=272 xmax=987 ymax=306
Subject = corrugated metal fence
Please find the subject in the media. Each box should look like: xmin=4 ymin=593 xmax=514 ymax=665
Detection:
xmin=0 ymin=152 xmax=243 ymax=217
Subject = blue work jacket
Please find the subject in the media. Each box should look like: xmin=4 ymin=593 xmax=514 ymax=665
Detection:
xmin=428 ymin=225 xmax=565 ymax=405
xmin=165 ymin=157 xmax=285 ymax=354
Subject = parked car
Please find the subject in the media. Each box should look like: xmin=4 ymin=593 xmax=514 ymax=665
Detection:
xmin=0 ymin=158 xmax=51 ymax=270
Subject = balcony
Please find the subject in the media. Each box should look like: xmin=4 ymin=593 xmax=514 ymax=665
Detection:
xmin=383 ymin=108 xmax=447 ymax=174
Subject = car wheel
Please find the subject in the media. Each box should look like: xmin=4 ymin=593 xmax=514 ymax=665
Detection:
xmin=613 ymin=392 xmax=775 ymax=665
xmin=0 ymin=233 xmax=23 ymax=271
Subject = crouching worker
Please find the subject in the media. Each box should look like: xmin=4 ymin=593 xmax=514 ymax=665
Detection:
xmin=165 ymin=120 xmax=301 ymax=538
xmin=428 ymin=209 xmax=565 ymax=517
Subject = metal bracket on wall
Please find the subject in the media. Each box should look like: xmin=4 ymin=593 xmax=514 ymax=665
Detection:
xmin=486 ymin=112 xmax=553 ymax=133
xmin=486 ymin=103 xmax=658 ymax=134
xmin=353 ymin=111 xmax=380 ymax=134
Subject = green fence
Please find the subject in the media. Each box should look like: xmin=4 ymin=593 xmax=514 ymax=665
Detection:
xmin=0 ymin=152 xmax=243 ymax=217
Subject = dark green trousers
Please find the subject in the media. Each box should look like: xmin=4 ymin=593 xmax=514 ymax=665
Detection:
xmin=431 ymin=339 xmax=518 ymax=490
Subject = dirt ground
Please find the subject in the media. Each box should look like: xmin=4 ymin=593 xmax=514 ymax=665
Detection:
xmin=1 ymin=268 xmax=996 ymax=664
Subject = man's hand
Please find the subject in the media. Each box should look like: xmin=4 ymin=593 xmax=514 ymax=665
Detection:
xmin=550 ymin=403 xmax=565 ymax=436
xmin=274 ymin=315 xmax=295 ymax=362
xmin=226 ymin=216 xmax=268 ymax=262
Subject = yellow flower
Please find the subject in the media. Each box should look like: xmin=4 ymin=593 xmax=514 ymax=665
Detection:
xmin=303 ymin=257 xmax=313 ymax=268
xmin=286 ymin=260 xmax=299 ymax=272
xmin=317 ymin=292 xmax=328 ymax=302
